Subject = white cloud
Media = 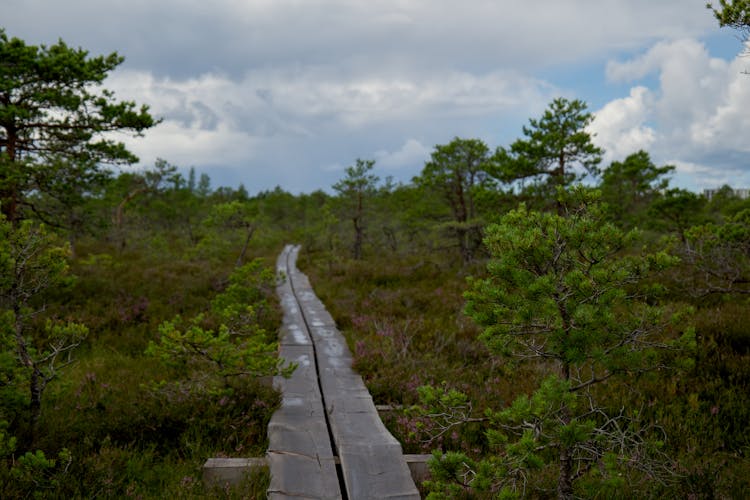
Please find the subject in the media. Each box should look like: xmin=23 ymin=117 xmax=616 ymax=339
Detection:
xmin=105 ymin=67 xmax=554 ymax=180
xmin=590 ymin=86 xmax=656 ymax=161
xmin=605 ymin=39 xmax=721 ymax=84
xmin=672 ymin=160 xmax=721 ymax=176
xmin=118 ymin=120 xmax=262 ymax=170
xmin=606 ymin=39 xmax=731 ymax=130
xmin=670 ymin=159 xmax=750 ymax=191
xmin=110 ymin=66 xmax=550 ymax=130
xmin=374 ymin=139 xmax=431 ymax=169
xmin=693 ymin=43 xmax=750 ymax=151
xmin=596 ymin=38 xmax=750 ymax=190
xmin=235 ymin=68 xmax=553 ymax=128
xmin=3 ymin=0 xmax=741 ymax=192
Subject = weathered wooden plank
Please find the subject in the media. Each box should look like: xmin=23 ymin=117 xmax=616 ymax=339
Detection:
xmin=279 ymin=321 xmax=313 ymax=347
xmin=267 ymin=454 xmax=339 ymax=500
xmin=324 ymin=385 xmax=419 ymax=498
xmin=270 ymin=244 xmax=419 ymax=499
xmin=203 ymin=457 xmax=267 ymax=487
xmin=286 ymin=254 xmax=419 ymax=499
xmin=267 ymin=245 xmax=342 ymax=500
xmin=273 ymin=346 xmax=318 ymax=401
xmin=337 ymin=443 xmax=424 ymax=500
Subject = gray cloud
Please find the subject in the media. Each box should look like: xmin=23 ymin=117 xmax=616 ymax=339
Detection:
xmin=3 ymin=0 xmax=742 ymax=193
xmin=6 ymin=0 xmax=716 ymax=77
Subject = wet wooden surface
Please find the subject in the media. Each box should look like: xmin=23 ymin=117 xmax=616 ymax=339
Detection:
xmin=268 ymin=245 xmax=419 ymax=499
xmin=267 ymin=245 xmax=342 ymax=499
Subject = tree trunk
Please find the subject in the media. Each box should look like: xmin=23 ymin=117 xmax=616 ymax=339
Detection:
xmin=236 ymin=225 xmax=256 ymax=267
xmin=557 ymin=354 xmax=574 ymax=499
xmin=383 ymin=227 xmax=398 ymax=253
xmin=28 ymin=369 xmax=43 ymax=443
xmin=1 ymin=125 xmax=20 ymax=223
xmin=0 ymin=184 xmax=19 ymax=224
xmin=555 ymin=151 xmax=566 ymax=215
xmin=557 ymin=439 xmax=574 ymax=500
xmin=353 ymin=216 xmax=363 ymax=260
xmin=457 ymin=226 xmax=472 ymax=265
xmin=68 ymin=219 xmax=80 ymax=260
xmin=352 ymin=190 xmax=364 ymax=260
xmin=113 ymin=185 xmax=149 ymax=250
xmin=13 ymin=306 xmax=41 ymax=444
xmin=114 ymin=186 xmax=148 ymax=228
xmin=69 ymin=234 xmax=77 ymax=260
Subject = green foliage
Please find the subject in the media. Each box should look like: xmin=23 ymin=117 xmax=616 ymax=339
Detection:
xmin=0 ymin=33 xmax=295 ymax=499
xmin=701 ymin=185 xmax=750 ymax=219
xmin=418 ymin=384 xmax=472 ymax=411
xmin=680 ymin=209 xmax=750 ymax=296
xmin=0 ymin=162 xmax=287 ymax=497
xmin=300 ymin=250 xmax=500 ymax=458
xmin=109 ymin=159 xmax=185 ymax=247
xmin=147 ymin=259 xmax=289 ymax=384
xmin=201 ymin=200 xmax=260 ymax=266
xmin=424 ymin=450 xmax=478 ymax=499
xmin=205 ymin=200 xmax=258 ymax=229
xmin=708 ymin=0 xmax=750 ymax=32
xmin=495 ymin=98 xmax=602 ymax=198
xmin=0 ymin=29 xmax=157 ymax=222
xmin=0 ymin=35 xmax=747 ymax=495
xmin=333 ymin=159 xmax=379 ymax=199
xmin=415 ymin=137 xmax=497 ymax=264
xmin=463 ymin=187 xmax=691 ymax=496
xmin=371 ymin=182 xmax=453 ymax=259
xmin=648 ymin=188 xmax=707 ymax=241
xmin=284 ymin=170 xmax=748 ymax=497
xmin=8 ymin=448 xmax=71 ymax=497
xmin=600 ymin=150 xmax=674 ymax=228
xmin=2 ymin=370 xmax=277 ymax=497
xmin=0 ymin=218 xmax=72 ymax=299
xmin=0 ymin=420 xmax=16 ymax=458
xmin=466 ymin=188 xmax=684 ymax=373
xmin=25 ymin=158 xmax=113 ymax=247
xmin=0 ymin=217 xmax=88 ymax=440
xmin=411 ymin=383 xmax=485 ymax=449
xmin=0 ymin=239 xmax=281 ymax=498
xmin=332 ymin=158 xmax=379 ymax=260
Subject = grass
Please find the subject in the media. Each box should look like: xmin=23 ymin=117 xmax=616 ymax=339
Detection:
xmin=298 ymin=251 xmax=542 ymax=457
xmin=0 ymin=231 xmax=282 ymax=499
xmin=299 ymin=246 xmax=750 ymax=497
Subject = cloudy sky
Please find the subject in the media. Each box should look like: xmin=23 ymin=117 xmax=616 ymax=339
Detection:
xmin=6 ymin=1 xmax=750 ymax=193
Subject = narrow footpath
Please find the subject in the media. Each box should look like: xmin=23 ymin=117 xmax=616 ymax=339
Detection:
xmin=267 ymin=245 xmax=420 ymax=499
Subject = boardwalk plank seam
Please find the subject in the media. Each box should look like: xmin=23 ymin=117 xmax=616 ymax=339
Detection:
xmin=268 ymin=245 xmax=419 ymax=499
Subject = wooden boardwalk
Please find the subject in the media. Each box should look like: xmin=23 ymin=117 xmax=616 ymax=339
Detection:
xmin=268 ymin=245 xmax=419 ymax=499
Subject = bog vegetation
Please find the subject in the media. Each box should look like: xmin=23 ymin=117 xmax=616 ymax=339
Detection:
xmin=1 ymin=7 xmax=749 ymax=497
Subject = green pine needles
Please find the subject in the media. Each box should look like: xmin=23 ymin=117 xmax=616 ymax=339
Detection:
xmin=147 ymin=259 xmax=294 ymax=389
xmin=425 ymin=188 xmax=695 ymax=499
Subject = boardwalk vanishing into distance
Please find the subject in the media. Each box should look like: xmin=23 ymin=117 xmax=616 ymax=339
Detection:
xmin=268 ymin=245 xmax=420 ymax=499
